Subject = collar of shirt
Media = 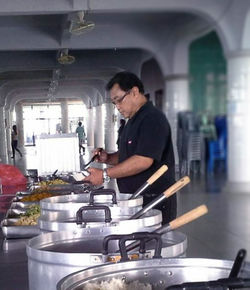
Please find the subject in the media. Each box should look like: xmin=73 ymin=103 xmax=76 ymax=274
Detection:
xmin=129 ymin=101 xmax=152 ymax=124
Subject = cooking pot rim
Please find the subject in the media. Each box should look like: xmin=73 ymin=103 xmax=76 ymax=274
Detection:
xmin=57 ymin=257 xmax=250 ymax=290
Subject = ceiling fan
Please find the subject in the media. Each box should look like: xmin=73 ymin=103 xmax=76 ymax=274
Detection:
xmin=57 ymin=49 xmax=75 ymax=65
xmin=69 ymin=11 xmax=95 ymax=35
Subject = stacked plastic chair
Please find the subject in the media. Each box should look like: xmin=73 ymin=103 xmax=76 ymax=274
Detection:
xmin=207 ymin=115 xmax=227 ymax=173
xmin=177 ymin=111 xmax=186 ymax=176
xmin=187 ymin=131 xmax=202 ymax=175
xmin=198 ymin=112 xmax=217 ymax=174
xmin=177 ymin=111 xmax=202 ymax=176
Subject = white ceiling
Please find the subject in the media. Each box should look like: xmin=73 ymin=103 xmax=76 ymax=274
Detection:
xmin=0 ymin=0 xmax=237 ymax=107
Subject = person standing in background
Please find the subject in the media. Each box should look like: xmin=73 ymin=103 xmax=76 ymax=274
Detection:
xmin=76 ymin=121 xmax=86 ymax=155
xmin=11 ymin=125 xmax=22 ymax=159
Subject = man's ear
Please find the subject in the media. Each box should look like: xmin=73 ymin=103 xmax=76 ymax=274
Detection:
xmin=131 ymin=86 xmax=139 ymax=96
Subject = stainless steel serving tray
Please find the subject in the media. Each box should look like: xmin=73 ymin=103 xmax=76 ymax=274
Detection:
xmin=11 ymin=196 xmax=40 ymax=203
xmin=16 ymin=191 xmax=34 ymax=197
xmin=5 ymin=208 xmax=28 ymax=218
xmin=10 ymin=195 xmax=49 ymax=209
xmin=29 ymin=183 xmax=95 ymax=194
xmin=1 ymin=218 xmax=40 ymax=239
xmin=10 ymin=201 xmax=40 ymax=209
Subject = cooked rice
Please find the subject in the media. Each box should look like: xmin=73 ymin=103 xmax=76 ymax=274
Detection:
xmin=83 ymin=278 xmax=152 ymax=290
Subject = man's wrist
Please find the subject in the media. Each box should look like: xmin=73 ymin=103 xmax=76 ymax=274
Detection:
xmin=103 ymin=168 xmax=111 ymax=183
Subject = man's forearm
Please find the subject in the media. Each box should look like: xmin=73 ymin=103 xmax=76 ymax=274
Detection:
xmin=106 ymin=152 xmax=119 ymax=165
xmin=107 ymin=155 xmax=153 ymax=179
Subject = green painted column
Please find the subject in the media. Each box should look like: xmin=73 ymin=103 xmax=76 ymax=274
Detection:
xmin=189 ymin=32 xmax=227 ymax=115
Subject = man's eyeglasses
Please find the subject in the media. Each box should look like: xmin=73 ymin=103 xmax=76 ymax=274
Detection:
xmin=112 ymin=90 xmax=130 ymax=106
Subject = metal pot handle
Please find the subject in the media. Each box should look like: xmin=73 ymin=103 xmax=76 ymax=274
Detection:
xmin=76 ymin=205 xmax=112 ymax=224
xmin=89 ymin=189 xmax=117 ymax=205
xmin=229 ymin=248 xmax=247 ymax=278
xmin=102 ymin=234 xmax=129 ymax=255
xmin=118 ymin=232 xmax=162 ymax=262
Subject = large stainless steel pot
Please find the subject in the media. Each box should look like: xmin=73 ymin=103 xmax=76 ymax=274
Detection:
xmin=40 ymin=189 xmax=143 ymax=217
xmin=57 ymin=257 xmax=250 ymax=290
xmin=39 ymin=206 xmax=162 ymax=233
xmin=39 ymin=176 xmax=191 ymax=234
xmin=26 ymin=230 xmax=187 ymax=290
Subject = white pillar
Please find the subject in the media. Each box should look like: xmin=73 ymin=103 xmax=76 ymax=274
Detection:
xmin=93 ymin=105 xmax=104 ymax=148
xmin=164 ymin=75 xmax=190 ymax=164
xmin=0 ymin=106 xmax=8 ymax=163
xmin=15 ymin=102 xmax=24 ymax=147
xmin=61 ymin=100 xmax=69 ymax=133
xmin=104 ymin=102 xmax=116 ymax=152
xmin=226 ymin=54 xmax=250 ymax=192
xmin=87 ymin=106 xmax=94 ymax=147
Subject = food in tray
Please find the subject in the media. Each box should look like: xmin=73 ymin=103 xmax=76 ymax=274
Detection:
xmin=20 ymin=192 xmax=53 ymax=202
xmin=82 ymin=278 xmax=152 ymax=290
xmin=32 ymin=187 xmax=51 ymax=194
xmin=38 ymin=179 xmax=68 ymax=187
xmin=14 ymin=204 xmax=40 ymax=226
xmin=21 ymin=204 xmax=40 ymax=216
xmin=29 ymin=179 xmax=69 ymax=193
xmin=14 ymin=214 xmax=40 ymax=226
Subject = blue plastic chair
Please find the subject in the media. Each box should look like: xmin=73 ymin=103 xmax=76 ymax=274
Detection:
xmin=207 ymin=116 xmax=227 ymax=173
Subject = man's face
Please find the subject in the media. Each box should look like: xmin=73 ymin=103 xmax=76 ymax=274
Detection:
xmin=110 ymin=84 xmax=136 ymax=119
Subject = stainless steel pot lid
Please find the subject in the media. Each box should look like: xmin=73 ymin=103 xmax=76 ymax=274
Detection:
xmin=40 ymin=237 xmax=117 ymax=254
xmin=27 ymin=230 xmax=187 ymax=271
xmin=33 ymin=230 xmax=186 ymax=255
xmin=40 ymin=202 xmax=140 ymax=220
xmin=40 ymin=190 xmax=143 ymax=211
xmin=38 ymin=207 xmax=162 ymax=232
xmin=57 ymin=257 xmax=250 ymax=290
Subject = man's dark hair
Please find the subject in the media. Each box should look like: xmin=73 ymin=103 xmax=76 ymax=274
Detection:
xmin=106 ymin=71 xmax=144 ymax=94
xmin=78 ymin=122 xmax=82 ymax=126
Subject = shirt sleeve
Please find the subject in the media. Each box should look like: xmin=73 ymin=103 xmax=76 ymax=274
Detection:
xmin=134 ymin=113 xmax=171 ymax=161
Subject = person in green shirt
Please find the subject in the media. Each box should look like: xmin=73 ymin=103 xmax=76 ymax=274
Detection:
xmin=76 ymin=121 xmax=86 ymax=154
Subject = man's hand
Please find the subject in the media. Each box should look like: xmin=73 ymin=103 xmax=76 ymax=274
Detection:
xmin=93 ymin=148 xmax=108 ymax=163
xmin=84 ymin=167 xmax=104 ymax=185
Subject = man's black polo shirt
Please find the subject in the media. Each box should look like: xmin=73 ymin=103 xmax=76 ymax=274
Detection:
xmin=117 ymin=101 xmax=175 ymax=196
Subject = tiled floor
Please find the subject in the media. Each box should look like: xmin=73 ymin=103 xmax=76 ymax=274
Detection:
xmin=178 ymin=180 xmax=250 ymax=260
xmin=1 ymin=145 xmax=250 ymax=289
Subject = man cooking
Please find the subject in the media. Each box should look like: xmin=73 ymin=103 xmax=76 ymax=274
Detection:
xmin=84 ymin=71 xmax=176 ymax=224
